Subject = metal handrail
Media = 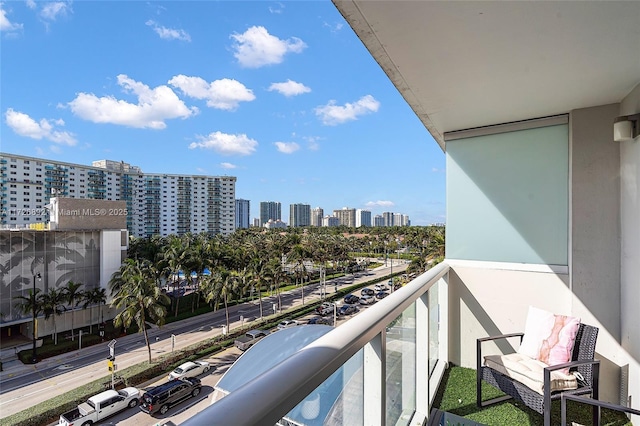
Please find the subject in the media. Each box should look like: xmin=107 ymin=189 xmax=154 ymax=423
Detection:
xmin=181 ymin=261 xmax=450 ymax=426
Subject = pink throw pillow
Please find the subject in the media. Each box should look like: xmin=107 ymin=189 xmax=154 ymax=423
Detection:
xmin=518 ymin=306 xmax=581 ymax=373
xmin=538 ymin=314 xmax=581 ymax=372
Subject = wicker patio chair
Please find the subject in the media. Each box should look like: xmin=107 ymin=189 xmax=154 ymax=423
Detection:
xmin=476 ymin=323 xmax=600 ymax=426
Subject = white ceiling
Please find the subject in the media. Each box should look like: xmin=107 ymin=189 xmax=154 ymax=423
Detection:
xmin=333 ymin=1 xmax=640 ymax=148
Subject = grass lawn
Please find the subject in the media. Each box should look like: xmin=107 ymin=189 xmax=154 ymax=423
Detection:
xmin=433 ymin=366 xmax=632 ymax=426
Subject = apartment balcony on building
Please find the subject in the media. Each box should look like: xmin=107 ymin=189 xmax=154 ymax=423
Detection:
xmin=180 ymin=1 xmax=638 ymax=425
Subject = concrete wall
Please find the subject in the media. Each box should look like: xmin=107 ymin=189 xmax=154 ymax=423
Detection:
xmin=570 ymin=104 xmax=621 ymax=341
xmin=619 ymin=83 xmax=640 ymax=416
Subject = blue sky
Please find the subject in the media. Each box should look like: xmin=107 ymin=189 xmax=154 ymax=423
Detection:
xmin=1 ymin=1 xmax=445 ymax=225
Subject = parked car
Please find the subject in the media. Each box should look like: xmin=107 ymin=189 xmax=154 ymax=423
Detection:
xmin=58 ymin=387 xmax=140 ymax=426
xmin=277 ymin=319 xmax=300 ymax=330
xmin=344 ymin=294 xmax=360 ymax=304
xmin=139 ymin=377 xmax=201 ymax=416
xmin=361 ymin=287 xmax=375 ymax=296
xmin=375 ymin=291 xmax=390 ymax=299
xmin=374 ymin=284 xmax=387 ymax=292
xmin=316 ymin=302 xmax=334 ymax=316
xmin=359 ymin=295 xmax=376 ymax=305
xmin=168 ymin=361 xmax=212 ymax=380
xmin=337 ymin=304 xmax=359 ymax=316
xmin=234 ymin=329 xmax=269 ymax=351
xmin=307 ymin=316 xmax=332 ymax=325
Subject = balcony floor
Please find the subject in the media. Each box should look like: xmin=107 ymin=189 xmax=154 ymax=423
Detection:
xmin=432 ymin=366 xmax=632 ymax=426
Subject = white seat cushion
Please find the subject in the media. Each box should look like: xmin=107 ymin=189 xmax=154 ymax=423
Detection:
xmin=484 ymin=353 xmax=578 ymax=395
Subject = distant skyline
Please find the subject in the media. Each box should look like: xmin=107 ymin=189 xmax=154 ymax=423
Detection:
xmin=0 ymin=1 xmax=445 ymax=225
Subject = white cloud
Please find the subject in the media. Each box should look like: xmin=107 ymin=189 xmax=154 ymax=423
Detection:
xmin=145 ymin=20 xmax=191 ymax=42
xmin=230 ymin=25 xmax=306 ymax=68
xmin=268 ymin=80 xmax=311 ymax=97
xmin=365 ymin=200 xmax=395 ymax=208
xmin=5 ymin=108 xmax=76 ymax=145
xmin=315 ymin=95 xmax=380 ymax=126
xmin=323 ymin=21 xmax=344 ymax=33
xmin=0 ymin=3 xmax=23 ymax=32
xmin=69 ymin=74 xmax=197 ymax=129
xmin=189 ymin=131 xmax=257 ymax=156
xmin=26 ymin=0 xmax=36 ymax=10
xmin=40 ymin=1 xmax=71 ymax=21
xmin=220 ymin=162 xmax=237 ymax=169
xmin=274 ymin=141 xmax=299 ymax=154
xmin=304 ymin=136 xmax=320 ymax=151
xmin=169 ymin=75 xmax=255 ymax=110
xmin=269 ymin=2 xmax=284 ymax=14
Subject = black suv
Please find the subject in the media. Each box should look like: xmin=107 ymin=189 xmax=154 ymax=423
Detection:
xmin=139 ymin=377 xmax=202 ymax=416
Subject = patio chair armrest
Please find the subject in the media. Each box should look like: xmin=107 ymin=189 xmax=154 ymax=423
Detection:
xmin=477 ymin=332 xmax=525 ymax=370
xmin=477 ymin=332 xmax=524 ymax=343
xmin=544 ymin=359 xmax=600 ymax=386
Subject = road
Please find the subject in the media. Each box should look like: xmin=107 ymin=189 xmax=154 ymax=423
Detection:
xmin=0 ymin=260 xmax=407 ymax=421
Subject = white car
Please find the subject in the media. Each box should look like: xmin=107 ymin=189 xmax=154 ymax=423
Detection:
xmin=277 ymin=319 xmax=300 ymax=330
xmin=374 ymin=284 xmax=388 ymax=292
xmin=168 ymin=361 xmax=212 ymax=380
xmin=359 ymin=295 xmax=376 ymax=305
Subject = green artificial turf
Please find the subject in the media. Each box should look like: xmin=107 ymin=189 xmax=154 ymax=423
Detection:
xmin=432 ymin=366 xmax=633 ymax=426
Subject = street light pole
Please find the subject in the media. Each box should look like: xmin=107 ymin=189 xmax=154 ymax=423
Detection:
xmin=32 ymin=272 xmax=41 ymax=363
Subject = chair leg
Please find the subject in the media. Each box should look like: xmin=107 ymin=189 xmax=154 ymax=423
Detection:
xmin=544 ymin=403 xmax=551 ymax=426
xmin=476 ymin=367 xmax=482 ymax=407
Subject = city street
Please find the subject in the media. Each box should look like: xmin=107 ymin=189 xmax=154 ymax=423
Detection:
xmin=0 ymin=260 xmax=407 ymax=422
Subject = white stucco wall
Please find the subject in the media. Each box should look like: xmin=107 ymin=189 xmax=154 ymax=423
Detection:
xmin=100 ymin=229 xmax=127 ymax=304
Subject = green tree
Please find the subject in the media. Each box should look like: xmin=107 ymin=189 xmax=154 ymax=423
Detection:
xmin=83 ymin=287 xmax=107 ymax=334
xmin=40 ymin=288 xmax=66 ymax=345
xmin=201 ymin=267 xmax=239 ymax=333
xmin=62 ymin=281 xmax=85 ymax=341
xmin=13 ymin=288 xmax=43 ymax=361
xmin=109 ymin=259 xmax=170 ymax=363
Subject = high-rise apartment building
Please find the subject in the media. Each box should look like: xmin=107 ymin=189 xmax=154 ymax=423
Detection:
xmin=333 ymin=207 xmax=356 ymax=227
xmin=382 ymin=211 xmax=394 ymax=227
xmin=374 ymin=215 xmax=385 ymax=227
xmin=311 ymin=207 xmax=324 ymax=227
xmin=289 ymin=203 xmax=311 ymax=228
xmin=259 ymin=201 xmax=281 ymax=225
xmin=355 ymin=209 xmax=372 ymax=227
xmin=323 ymin=216 xmax=340 ymax=227
xmin=235 ymin=199 xmax=250 ymax=229
xmin=0 ymin=153 xmax=236 ymax=237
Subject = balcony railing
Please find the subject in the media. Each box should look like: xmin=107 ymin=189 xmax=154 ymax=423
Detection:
xmin=182 ymin=261 xmax=450 ymax=426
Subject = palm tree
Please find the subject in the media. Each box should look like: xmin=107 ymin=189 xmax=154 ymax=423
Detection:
xmin=62 ymin=281 xmax=84 ymax=341
xmin=288 ymin=243 xmax=310 ymax=305
xmin=40 ymin=288 xmax=65 ymax=345
xmin=13 ymin=288 xmax=43 ymax=360
xmin=109 ymin=259 xmax=170 ymax=363
xmin=201 ymin=267 xmax=239 ymax=334
xmin=163 ymin=235 xmax=188 ymax=317
xmin=83 ymin=287 xmax=107 ymax=334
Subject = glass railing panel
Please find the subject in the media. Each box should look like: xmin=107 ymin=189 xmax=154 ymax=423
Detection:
xmin=386 ymin=302 xmax=416 ymax=425
xmin=428 ymin=278 xmax=440 ymax=376
xmin=280 ymin=349 xmax=364 ymax=426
